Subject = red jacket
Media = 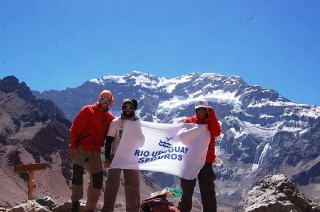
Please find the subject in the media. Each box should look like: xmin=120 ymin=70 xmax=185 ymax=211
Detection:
xmin=184 ymin=111 xmax=221 ymax=163
xmin=69 ymin=102 xmax=115 ymax=152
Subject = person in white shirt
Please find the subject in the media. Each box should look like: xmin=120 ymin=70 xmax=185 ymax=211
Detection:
xmin=101 ymin=98 xmax=140 ymax=212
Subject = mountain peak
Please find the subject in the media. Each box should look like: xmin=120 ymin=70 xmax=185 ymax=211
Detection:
xmin=0 ymin=75 xmax=35 ymax=102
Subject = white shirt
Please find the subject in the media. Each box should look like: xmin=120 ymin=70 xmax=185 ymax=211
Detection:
xmin=107 ymin=117 xmax=124 ymax=155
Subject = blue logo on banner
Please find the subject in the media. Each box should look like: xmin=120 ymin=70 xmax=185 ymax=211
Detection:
xmin=134 ymin=136 xmax=189 ymax=163
xmin=159 ymin=137 xmax=173 ymax=148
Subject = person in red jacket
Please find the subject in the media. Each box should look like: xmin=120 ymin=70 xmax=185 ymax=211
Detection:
xmin=69 ymin=90 xmax=115 ymax=212
xmin=178 ymin=99 xmax=221 ymax=212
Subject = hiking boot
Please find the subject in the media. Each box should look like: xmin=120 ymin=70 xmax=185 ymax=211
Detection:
xmin=71 ymin=201 xmax=80 ymax=212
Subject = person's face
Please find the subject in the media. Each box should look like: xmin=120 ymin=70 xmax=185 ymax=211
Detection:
xmin=99 ymin=96 xmax=112 ymax=109
xmin=122 ymin=103 xmax=135 ymax=117
xmin=196 ymin=107 xmax=207 ymax=119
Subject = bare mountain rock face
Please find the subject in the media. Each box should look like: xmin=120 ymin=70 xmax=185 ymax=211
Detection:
xmin=244 ymin=174 xmax=320 ymax=212
xmin=0 ymin=76 xmax=72 ymax=207
xmin=0 ymin=76 xmax=170 ymax=211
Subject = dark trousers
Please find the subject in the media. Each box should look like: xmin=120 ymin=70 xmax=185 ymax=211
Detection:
xmin=101 ymin=168 xmax=140 ymax=212
xmin=71 ymin=147 xmax=103 ymax=211
xmin=179 ymin=163 xmax=217 ymax=212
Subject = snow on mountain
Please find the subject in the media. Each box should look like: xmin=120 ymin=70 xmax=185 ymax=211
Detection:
xmin=32 ymin=71 xmax=320 ymax=208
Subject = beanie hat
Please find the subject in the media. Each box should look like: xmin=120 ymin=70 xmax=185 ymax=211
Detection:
xmin=122 ymin=98 xmax=138 ymax=110
xmin=99 ymin=90 xmax=115 ymax=107
xmin=130 ymin=99 xmax=138 ymax=110
xmin=195 ymin=99 xmax=208 ymax=109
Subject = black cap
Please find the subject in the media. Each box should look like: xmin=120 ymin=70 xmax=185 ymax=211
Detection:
xmin=122 ymin=98 xmax=138 ymax=110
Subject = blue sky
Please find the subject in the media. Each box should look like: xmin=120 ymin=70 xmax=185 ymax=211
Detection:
xmin=1 ymin=0 xmax=319 ymax=106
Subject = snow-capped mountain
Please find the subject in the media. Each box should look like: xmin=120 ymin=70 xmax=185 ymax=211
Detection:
xmin=33 ymin=71 xmax=320 ymax=207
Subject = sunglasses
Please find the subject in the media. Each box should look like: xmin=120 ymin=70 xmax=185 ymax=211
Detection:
xmin=196 ymin=107 xmax=207 ymax=111
xmin=100 ymin=97 xmax=112 ymax=102
xmin=122 ymin=105 xmax=134 ymax=110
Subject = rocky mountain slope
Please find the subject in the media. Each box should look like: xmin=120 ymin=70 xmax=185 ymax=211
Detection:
xmin=7 ymin=173 xmax=320 ymax=212
xmin=244 ymin=174 xmax=320 ymax=212
xmin=0 ymin=76 xmax=72 ymax=207
xmin=0 ymin=76 xmax=165 ymax=210
xmin=1 ymin=71 xmax=319 ymax=211
xmin=32 ymin=71 xmax=320 ymax=208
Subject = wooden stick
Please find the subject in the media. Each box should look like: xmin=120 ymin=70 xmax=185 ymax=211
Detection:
xmin=14 ymin=163 xmax=47 ymax=200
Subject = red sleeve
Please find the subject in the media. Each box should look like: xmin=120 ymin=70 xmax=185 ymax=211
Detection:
xmin=69 ymin=106 xmax=92 ymax=149
xmin=184 ymin=115 xmax=197 ymax=124
xmin=184 ymin=117 xmax=192 ymax=123
xmin=204 ymin=110 xmax=221 ymax=138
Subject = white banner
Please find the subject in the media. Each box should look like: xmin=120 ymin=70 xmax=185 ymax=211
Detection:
xmin=110 ymin=120 xmax=210 ymax=180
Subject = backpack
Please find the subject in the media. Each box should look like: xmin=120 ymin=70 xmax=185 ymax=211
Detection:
xmin=140 ymin=194 xmax=181 ymax=212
